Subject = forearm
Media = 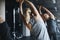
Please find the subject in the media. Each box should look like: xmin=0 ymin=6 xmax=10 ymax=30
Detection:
xmin=39 ymin=6 xmax=42 ymax=14
xmin=42 ymin=7 xmax=54 ymax=16
xmin=25 ymin=1 xmax=39 ymax=16
xmin=42 ymin=6 xmax=55 ymax=20
xmin=19 ymin=1 xmax=31 ymax=30
xmin=25 ymin=0 xmax=44 ymax=21
xmin=19 ymin=3 xmax=23 ymax=15
xmin=42 ymin=6 xmax=52 ymax=14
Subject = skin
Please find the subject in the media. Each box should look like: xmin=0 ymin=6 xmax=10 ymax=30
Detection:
xmin=38 ymin=6 xmax=49 ymax=21
xmin=17 ymin=0 xmax=44 ymax=30
xmin=39 ymin=6 xmax=55 ymax=21
xmin=18 ymin=0 xmax=32 ymax=30
xmin=17 ymin=0 xmax=55 ymax=30
xmin=16 ymin=0 xmax=24 ymax=3
xmin=16 ymin=0 xmax=56 ymax=30
xmin=41 ymin=6 xmax=55 ymax=20
xmin=25 ymin=8 xmax=31 ymax=24
xmin=41 ymin=13 xmax=50 ymax=21
xmin=24 ymin=8 xmax=32 ymax=30
xmin=0 ymin=17 xmax=4 ymax=23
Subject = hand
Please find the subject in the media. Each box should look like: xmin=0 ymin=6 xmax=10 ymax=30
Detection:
xmin=0 ymin=17 xmax=4 ymax=23
xmin=38 ymin=6 xmax=43 ymax=14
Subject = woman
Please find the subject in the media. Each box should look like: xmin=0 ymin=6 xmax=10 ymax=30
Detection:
xmin=17 ymin=0 xmax=50 ymax=40
xmin=41 ymin=6 xmax=57 ymax=40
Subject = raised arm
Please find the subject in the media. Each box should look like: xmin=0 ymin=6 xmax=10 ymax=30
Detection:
xmin=42 ymin=6 xmax=55 ymax=20
xmin=18 ymin=0 xmax=32 ymax=30
xmin=25 ymin=0 xmax=39 ymax=16
xmin=19 ymin=0 xmax=24 ymax=14
xmin=38 ymin=5 xmax=43 ymax=14
xmin=24 ymin=0 xmax=44 ymax=21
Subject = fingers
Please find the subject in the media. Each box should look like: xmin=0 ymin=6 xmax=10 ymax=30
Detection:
xmin=20 ymin=12 xmax=32 ymax=30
